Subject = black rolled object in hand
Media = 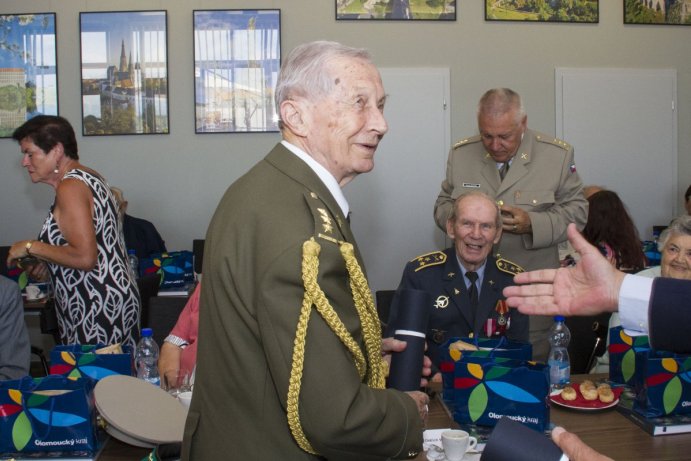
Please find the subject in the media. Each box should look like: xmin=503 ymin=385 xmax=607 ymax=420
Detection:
xmin=481 ymin=417 xmax=564 ymax=461
xmin=387 ymin=288 xmax=431 ymax=391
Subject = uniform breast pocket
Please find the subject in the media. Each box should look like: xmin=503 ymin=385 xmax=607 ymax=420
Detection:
xmin=515 ymin=190 xmax=555 ymax=211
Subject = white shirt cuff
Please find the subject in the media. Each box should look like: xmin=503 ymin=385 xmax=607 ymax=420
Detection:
xmin=164 ymin=334 xmax=189 ymax=348
xmin=618 ymin=274 xmax=653 ymax=335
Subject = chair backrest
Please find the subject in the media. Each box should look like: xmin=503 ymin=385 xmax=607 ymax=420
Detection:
xmin=137 ymin=273 xmax=161 ymax=329
xmin=193 ymin=239 xmax=205 ymax=275
xmin=375 ymin=290 xmax=396 ymax=327
xmin=146 ymin=296 xmax=188 ymax=348
xmin=565 ymin=313 xmax=612 ymax=374
xmin=0 ymin=246 xmax=9 ymax=277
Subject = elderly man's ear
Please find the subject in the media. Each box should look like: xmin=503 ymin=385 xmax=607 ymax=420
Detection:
xmin=280 ymin=99 xmax=309 ymax=137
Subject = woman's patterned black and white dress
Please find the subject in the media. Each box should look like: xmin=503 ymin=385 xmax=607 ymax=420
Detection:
xmin=39 ymin=169 xmax=140 ymax=348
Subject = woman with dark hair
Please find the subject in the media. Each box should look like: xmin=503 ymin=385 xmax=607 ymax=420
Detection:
xmin=7 ymin=115 xmax=140 ymax=348
xmin=581 ymin=190 xmax=647 ymax=272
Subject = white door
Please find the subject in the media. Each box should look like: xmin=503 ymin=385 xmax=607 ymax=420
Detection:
xmin=556 ymin=68 xmax=678 ymax=239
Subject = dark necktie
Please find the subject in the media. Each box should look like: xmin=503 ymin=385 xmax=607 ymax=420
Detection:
xmin=466 ymin=271 xmax=479 ymax=308
xmin=499 ymin=162 xmax=510 ymax=181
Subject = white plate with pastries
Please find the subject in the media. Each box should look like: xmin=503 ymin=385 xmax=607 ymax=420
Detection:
xmin=549 ymin=381 xmax=622 ymax=411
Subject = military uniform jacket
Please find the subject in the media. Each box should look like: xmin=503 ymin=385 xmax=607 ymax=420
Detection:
xmin=182 ymin=144 xmax=422 ymax=461
xmin=392 ymin=248 xmax=529 ymax=370
xmin=433 ymin=128 xmax=587 ymax=272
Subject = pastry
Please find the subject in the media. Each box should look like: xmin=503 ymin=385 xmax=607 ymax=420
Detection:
xmin=598 ymin=387 xmax=615 ymax=403
xmin=561 ymin=386 xmax=577 ymax=401
xmin=581 ymin=386 xmax=598 ymax=401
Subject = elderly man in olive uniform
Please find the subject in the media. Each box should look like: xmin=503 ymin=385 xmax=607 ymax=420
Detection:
xmin=434 ymin=88 xmax=587 ymax=362
xmin=182 ymin=41 xmax=428 ymax=461
xmin=395 ymin=191 xmax=528 ymax=381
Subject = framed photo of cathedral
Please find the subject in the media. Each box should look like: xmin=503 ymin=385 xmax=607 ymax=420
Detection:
xmin=193 ymin=9 xmax=281 ymax=133
xmin=0 ymin=13 xmax=58 ymax=138
xmin=79 ymin=11 xmax=169 ymax=136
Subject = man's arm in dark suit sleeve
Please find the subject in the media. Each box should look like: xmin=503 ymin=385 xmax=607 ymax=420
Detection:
xmin=648 ymin=278 xmax=691 ymax=353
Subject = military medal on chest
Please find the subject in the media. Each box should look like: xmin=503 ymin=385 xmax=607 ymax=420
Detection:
xmin=495 ymin=299 xmax=509 ymax=336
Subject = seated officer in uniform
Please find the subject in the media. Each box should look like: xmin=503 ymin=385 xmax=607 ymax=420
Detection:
xmin=392 ymin=191 xmax=528 ymax=381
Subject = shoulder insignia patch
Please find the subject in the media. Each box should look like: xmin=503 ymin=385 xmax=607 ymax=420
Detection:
xmin=452 ymin=135 xmax=481 ymax=150
xmin=496 ymin=258 xmax=524 ymax=275
xmin=411 ymin=251 xmax=447 ymax=272
xmin=535 ymin=134 xmax=571 ymax=151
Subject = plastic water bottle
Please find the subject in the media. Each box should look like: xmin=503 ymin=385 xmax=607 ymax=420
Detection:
xmin=127 ymin=249 xmax=139 ymax=280
xmin=547 ymin=316 xmax=571 ymax=390
xmin=135 ymin=328 xmax=160 ymax=386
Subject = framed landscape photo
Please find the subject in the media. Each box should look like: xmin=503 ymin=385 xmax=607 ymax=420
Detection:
xmin=624 ymin=0 xmax=691 ymax=25
xmin=336 ymin=0 xmax=456 ymax=20
xmin=485 ymin=0 xmax=599 ymax=23
xmin=0 ymin=13 xmax=57 ymax=138
xmin=193 ymin=9 xmax=281 ymax=133
xmin=79 ymin=11 xmax=169 ymax=136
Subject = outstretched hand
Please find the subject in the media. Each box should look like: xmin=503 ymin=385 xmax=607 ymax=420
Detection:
xmin=503 ymin=223 xmax=625 ymax=317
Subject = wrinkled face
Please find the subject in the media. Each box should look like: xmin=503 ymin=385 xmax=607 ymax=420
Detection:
xmin=661 ymin=234 xmax=691 ymax=280
xmin=302 ymin=57 xmax=388 ymax=186
xmin=20 ymin=138 xmax=55 ymax=184
xmin=446 ymin=196 xmax=502 ymax=270
xmin=478 ymin=110 xmax=526 ymax=163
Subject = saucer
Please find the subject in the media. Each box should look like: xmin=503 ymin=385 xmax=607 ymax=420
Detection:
xmin=425 ymin=447 xmax=481 ymax=461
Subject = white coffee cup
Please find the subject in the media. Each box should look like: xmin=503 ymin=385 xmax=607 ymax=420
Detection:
xmin=177 ymin=391 xmax=193 ymax=409
xmin=441 ymin=429 xmax=477 ymax=461
xmin=25 ymin=285 xmax=41 ymax=300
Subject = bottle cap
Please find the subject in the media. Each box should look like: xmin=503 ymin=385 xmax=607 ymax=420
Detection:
xmin=141 ymin=328 xmax=153 ymax=337
xmin=128 ymin=249 xmax=136 ymax=255
xmin=554 ymin=315 xmax=565 ymax=322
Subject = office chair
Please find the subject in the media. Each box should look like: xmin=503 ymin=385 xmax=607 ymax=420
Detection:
xmin=375 ymin=290 xmax=396 ymax=327
xmin=31 ymin=346 xmax=50 ymax=376
xmin=147 ymin=295 xmax=188 ymax=348
xmin=565 ymin=313 xmax=612 ymax=374
xmin=193 ymin=239 xmax=205 ymax=275
xmin=137 ymin=272 xmax=161 ymax=329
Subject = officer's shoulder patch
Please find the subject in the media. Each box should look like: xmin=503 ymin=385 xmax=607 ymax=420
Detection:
xmin=452 ymin=135 xmax=481 ymax=150
xmin=410 ymin=251 xmax=446 ymax=272
xmin=535 ymin=134 xmax=571 ymax=151
xmin=496 ymin=257 xmax=524 ymax=275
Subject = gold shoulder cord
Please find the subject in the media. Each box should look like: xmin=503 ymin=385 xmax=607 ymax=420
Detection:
xmin=287 ymin=238 xmax=386 ymax=455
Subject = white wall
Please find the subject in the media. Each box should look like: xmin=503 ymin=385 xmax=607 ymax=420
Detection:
xmin=1 ymin=0 xmax=690 ymax=251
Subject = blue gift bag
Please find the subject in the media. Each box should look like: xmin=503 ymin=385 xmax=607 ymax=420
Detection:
xmin=0 ymin=375 xmax=97 ymax=456
xmin=452 ymin=356 xmax=550 ymax=432
xmin=49 ymin=344 xmax=134 ymax=381
xmin=633 ymin=349 xmax=691 ymax=418
xmin=139 ymin=251 xmax=194 ymax=288
xmin=438 ymin=336 xmax=532 ymax=405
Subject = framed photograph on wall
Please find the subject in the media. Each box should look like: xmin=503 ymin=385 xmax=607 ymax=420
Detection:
xmin=485 ymin=0 xmax=599 ymax=23
xmin=0 ymin=13 xmax=57 ymax=138
xmin=193 ymin=9 xmax=281 ymax=133
xmin=624 ymin=0 xmax=691 ymax=25
xmin=79 ymin=11 xmax=169 ymax=136
xmin=336 ymin=0 xmax=456 ymax=20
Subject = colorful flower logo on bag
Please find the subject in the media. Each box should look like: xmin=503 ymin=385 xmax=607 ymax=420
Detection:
xmin=49 ymin=351 xmax=121 ymax=380
xmin=142 ymin=255 xmax=192 ymax=279
xmin=454 ymin=362 xmax=542 ymax=423
xmin=0 ymin=388 xmax=87 ymax=451
xmin=645 ymin=357 xmax=691 ymax=415
xmin=609 ymin=329 xmax=649 ymax=382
